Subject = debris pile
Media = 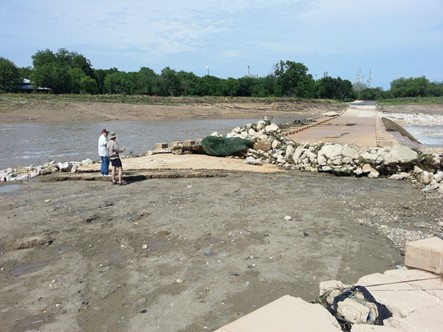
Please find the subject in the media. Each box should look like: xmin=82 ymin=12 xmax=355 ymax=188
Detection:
xmin=220 ymin=117 xmax=443 ymax=193
xmin=0 ymin=159 xmax=94 ymax=182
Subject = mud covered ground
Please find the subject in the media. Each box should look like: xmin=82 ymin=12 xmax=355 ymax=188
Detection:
xmin=0 ymin=98 xmax=442 ymax=331
xmin=0 ymin=95 xmax=346 ymax=123
xmin=1 ymin=171 xmax=442 ymax=332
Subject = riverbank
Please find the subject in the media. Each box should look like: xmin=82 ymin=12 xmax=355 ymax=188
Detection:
xmin=2 ymin=95 xmax=442 ymax=124
xmin=1 ymin=97 xmax=443 ymax=331
xmin=0 ymin=94 xmax=346 ymax=123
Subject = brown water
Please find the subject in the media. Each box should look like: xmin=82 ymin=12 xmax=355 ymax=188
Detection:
xmin=2 ymin=118 xmax=440 ymax=171
xmin=0 ymin=117 xmax=296 ymax=170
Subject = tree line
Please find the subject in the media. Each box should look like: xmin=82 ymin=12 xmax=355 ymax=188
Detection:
xmin=1 ymin=48 xmax=442 ymax=100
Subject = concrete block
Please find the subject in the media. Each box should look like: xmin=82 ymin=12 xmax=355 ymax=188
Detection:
xmin=253 ymin=140 xmax=272 ymax=151
xmin=183 ymin=140 xmax=196 ymax=146
xmin=154 ymin=143 xmax=168 ymax=149
xmin=171 ymin=141 xmax=183 ymax=147
xmin=215 ymin=295 xmax=341 ymax=332
xmin=404 ymin=237 xmax=443 ymax=274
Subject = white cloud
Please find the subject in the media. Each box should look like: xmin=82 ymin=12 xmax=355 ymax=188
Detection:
xmin=0 ymin=0 xmax=441 ymax=87
xmin=220 ymin=50 xmax=245 ymax=58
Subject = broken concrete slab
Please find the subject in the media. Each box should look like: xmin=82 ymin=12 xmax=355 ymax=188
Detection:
xmin=154 ymin=142 xmax=169 ymax=149
xmin=404 ymin=236 xmax=443 ymax=274
xmin=356 ymin=268 xmax=443 ymax=331
xmin=216 ymin=236 xmax=443 ymax=332
xmin=214 ymin=295 xmax=341 ymax=332
xmin=351 ymin=324 xmax=404 ymax=331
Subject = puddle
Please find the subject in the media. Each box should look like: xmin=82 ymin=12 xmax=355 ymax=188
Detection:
xmin=9 ymin=261 xmax=47 ymax=277
xmin=0 ymin=184 xmax=21 ymax=193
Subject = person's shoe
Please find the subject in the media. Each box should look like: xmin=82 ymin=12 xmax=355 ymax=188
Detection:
xmin=112 ymin=180 xmax=117 ymax=184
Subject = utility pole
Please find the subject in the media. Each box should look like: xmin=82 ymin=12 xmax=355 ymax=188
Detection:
xmin=367 ymin=68 xmax=372 ymax=88
xmin=356 ymin=68 xmax=362 ymax=93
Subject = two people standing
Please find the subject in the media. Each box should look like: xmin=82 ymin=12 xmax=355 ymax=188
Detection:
xmin=98 ymin=129 xmax=126 ymax=185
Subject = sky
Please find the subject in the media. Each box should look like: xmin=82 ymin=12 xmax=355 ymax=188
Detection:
xmin=1 ymin=0 xmax=442 ymax=90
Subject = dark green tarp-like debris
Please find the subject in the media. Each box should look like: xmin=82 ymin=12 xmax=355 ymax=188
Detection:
xmin=201 ymin=136 xmax=253 ymax=157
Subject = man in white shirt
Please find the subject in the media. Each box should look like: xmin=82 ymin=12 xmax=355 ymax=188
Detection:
xmin=98 ymin=129 xmax=110 ymax=176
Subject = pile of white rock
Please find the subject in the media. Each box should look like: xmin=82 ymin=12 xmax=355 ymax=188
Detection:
xmin=0 ymin=159 xmax=94 ymax=182
xmin=221 ymin=117 xmax=443 ymax=193
xmin=383 ymin=112 xmax=443 ymax=126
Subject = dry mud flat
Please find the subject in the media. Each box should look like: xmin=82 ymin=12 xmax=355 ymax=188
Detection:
xmin=1 ymin=170 xmax=442 ymax=331
xmin=0 ymin=98 xmax=346 ymax=123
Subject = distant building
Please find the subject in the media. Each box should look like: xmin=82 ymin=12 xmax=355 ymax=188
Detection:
xmin=19 ymin=78 xmax=33 ymax=93
xmin=19 ymin=78 xmax=52 ymax=93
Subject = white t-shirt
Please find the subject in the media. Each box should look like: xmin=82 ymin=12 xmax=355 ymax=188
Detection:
xmin=98 ymin=134 xmax=108 ymax=156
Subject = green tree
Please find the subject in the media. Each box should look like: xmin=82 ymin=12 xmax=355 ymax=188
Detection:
xmin=200 ymin=75 xmax=222 ymax=96
xmin=428 ymin=82 xmax=443 ymax=97
xmin=317 ymin=76 xmax=354 ymax=100
xmin=31 ymin=48 xmax=95 ymax=93
xmin=32 ymin=49 xmax=57 ymax=68
xmin=273 ymin=60 xmax=315 ymax=97
xmin=390 ymin=76 xmax=430 ymax=97
xmin=104 ymin=71 xmax=134 ymax=94
xmin=160 ymin=67 xmax=182 ymax=96
xmin=337 ymin=79 xmax=354 ymax=100
xmin=80 ymin=76 xmax=98 ymax=94
xmin=176 ymin=71 xmax=200 ymax=96
xmin=31 ymin=63 xmax=71 ymax=93
xmin=359 ymin=87 xmax=385 ymax=100
xmin=133 ymin=67 xmax=159 ymax=95
xmin=68 ymin=67 xmax=85 ymax=94
xmin=0 ymin=57 xmax=21 ymax=92
xmin=260 ymin=75 xmax=278 ymax=97
xmin=221 ymin=78 xmax=240 ymax=97
xmin=316 ymin=77 xmax=337 ymax=99
xmin=94 ymin=68 xmax=119 ymax=94
xmin=19 ymin=66 xmax=33 ymax=80
xmin=237 ymin=76 xmax=256 ymax=96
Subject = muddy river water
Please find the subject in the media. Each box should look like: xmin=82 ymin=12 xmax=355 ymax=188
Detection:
xmin=0 ymin=117 xmax=295 ymax=170
xmin=1 ymin=117 xmax=441 ymax=171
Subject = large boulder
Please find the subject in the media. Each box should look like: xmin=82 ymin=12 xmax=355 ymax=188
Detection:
xmin=318 ymin=144 xmax=343 ymax=160
xmin=265 ymin=123 xmax=279 ymax=134
xmin=383 ymin=146 xmax=418 ymax=164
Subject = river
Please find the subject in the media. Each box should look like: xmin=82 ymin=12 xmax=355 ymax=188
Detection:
xmin=1 ymin=117 xmax=442 ymax=171
xmin=0 ymin=117 xmax=295 ymax=170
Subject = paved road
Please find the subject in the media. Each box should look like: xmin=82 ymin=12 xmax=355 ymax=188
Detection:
xmin=285 ymin=101 xmax=395 ymax=148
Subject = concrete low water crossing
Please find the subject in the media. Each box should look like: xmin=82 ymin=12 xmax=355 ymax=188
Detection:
xmin=1 ymin=111 xmax=441 ymax=171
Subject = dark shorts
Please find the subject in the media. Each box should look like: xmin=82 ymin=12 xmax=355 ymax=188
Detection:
xmin=111 ymin=158 xmax=122 ymax=167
